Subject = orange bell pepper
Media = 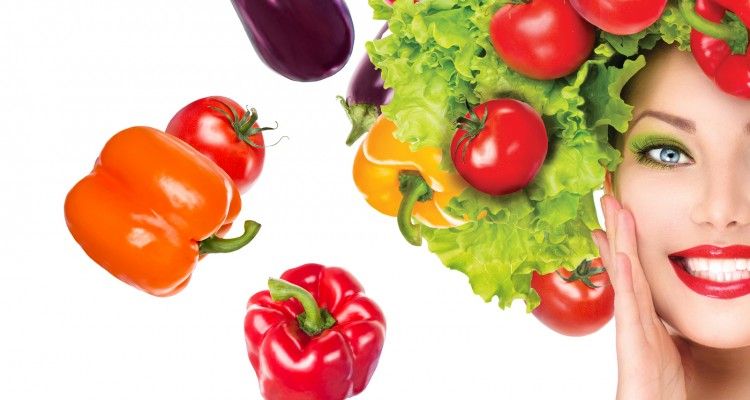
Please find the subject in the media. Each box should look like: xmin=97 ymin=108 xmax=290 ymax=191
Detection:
xmin=64 ymin=126 xmax=260 ymax=296
xmin=353 ymin=116 xmax=468 ymax=245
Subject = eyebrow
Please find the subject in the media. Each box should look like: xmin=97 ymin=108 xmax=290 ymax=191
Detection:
xmin=630 ymin=110 xmax=695 ymax=134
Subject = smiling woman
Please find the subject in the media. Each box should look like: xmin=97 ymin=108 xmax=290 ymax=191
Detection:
xmin=598 ymin=42 xmax=750 ymax=399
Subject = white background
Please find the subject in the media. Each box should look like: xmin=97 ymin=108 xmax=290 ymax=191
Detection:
xmin=1 ymin=1 xmax=616 ymax=399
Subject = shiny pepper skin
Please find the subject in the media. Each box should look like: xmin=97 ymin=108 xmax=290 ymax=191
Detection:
xmin=352 ymin=116 xmax=468 ymax=228
xmin=688 ymin=0 xmax=750 ymax=98
xmin=244 ymin=264 xmax=386 ymax=400
xmin=64 ymin=126 xmax=259 ymax=296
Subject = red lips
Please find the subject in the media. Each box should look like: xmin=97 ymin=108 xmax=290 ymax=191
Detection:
xmin=670 ymin=245 xmax=750 ymax=259
xmin=669 ymin=245 xmax=750 ymax=299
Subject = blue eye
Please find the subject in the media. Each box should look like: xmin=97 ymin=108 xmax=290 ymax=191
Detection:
xmin=646 ymin=146 xmax=691 ymax=165
xmin=627 ymin=134 xmax=695 ymax=170
xmin=637 ymin=145 xmax=693 ymax=169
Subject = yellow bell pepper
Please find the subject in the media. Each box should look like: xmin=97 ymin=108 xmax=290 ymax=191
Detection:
xmin=352 ymin=116 xmax=468 ymax=245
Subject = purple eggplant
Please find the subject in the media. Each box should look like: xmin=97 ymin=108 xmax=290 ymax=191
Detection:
xmin=340 ymin=24 xmax=394 ymax=145
xmin=231 ymin=0 xmax=354 ymax=82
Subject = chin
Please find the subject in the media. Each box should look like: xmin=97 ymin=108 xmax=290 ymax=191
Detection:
xmin=662 ymin=307 xmax=750 ymax=349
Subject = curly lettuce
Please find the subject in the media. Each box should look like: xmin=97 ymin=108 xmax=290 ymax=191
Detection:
xmin=366 ymin=0 xmax=691 ymax=310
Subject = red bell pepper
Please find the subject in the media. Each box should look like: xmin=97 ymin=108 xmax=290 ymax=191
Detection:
xmin=680 ymin=0 xmax=750 ymax=98
xmin=244 ymin=264 xmax=386 ymax=400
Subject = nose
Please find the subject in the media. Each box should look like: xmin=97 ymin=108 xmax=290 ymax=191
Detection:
xmin=690 ymin=166 xmax=750 ymax=230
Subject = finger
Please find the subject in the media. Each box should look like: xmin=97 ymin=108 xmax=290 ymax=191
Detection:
xmin=601 ymin=195 xmax=622 ymax=276
xmin=613 ymin=252 xmax=648 ymax=358
xmin=615 ymin=208 xmax=658 ymax=327
xmin=613 ymin=252 xmax=656 ymax=396
xmin=591 ymin=229 xmax=615 ymax=285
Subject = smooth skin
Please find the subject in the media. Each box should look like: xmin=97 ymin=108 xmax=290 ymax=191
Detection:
xmin=591 ymin=44 xmax=750 ymax=399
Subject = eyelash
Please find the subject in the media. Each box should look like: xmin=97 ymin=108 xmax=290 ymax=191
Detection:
xmin=632 ymin=139 xmax=693 ymax=170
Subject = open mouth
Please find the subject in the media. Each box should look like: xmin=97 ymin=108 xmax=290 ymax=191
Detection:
xmin=670 ymin=257 xmax=750 ymax=282
xmin=669 ymin=256 xmax=750 ymax=299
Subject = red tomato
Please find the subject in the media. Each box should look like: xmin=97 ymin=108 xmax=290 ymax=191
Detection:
xmin=166 ymin=96 xmax=267 ymax=194
xmin=489 ymin=0 xmax=595 ymax=80
xmin=570 ymin=0 xmax=667 ymax=35
xmin=531 ymin=258 xmax=614 ymax=337
xmin=450 ymin=99 xmax=547 ymax=196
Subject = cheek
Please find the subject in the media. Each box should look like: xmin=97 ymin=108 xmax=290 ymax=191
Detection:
xmin=615 ymin=166 xmax=683 ymax=256
xmin=615 ymin=165 xmax=750 ymax=348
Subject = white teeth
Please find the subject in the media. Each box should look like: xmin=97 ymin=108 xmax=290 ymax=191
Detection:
xmin=681 ymin=258 xmax=750 ymax=282
xmin=723 ymin=260 xmax=735 ymax=272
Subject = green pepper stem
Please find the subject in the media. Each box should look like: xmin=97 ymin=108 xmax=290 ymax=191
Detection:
xmin=397 ymin=171 xmax=432 ymax=246
xmin=267 ymin=278 xmax=336 ymax=336
xmin=338 ymin=96 xmax=380 ymax=146
xmin=198 ymin=220 xmax=261 ymax=255
xmin=679 ymin=0 xmax=739 ymax=41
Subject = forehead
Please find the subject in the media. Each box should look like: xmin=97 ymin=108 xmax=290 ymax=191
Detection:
xmin=625 ymin=46 xmax=750 ymax=132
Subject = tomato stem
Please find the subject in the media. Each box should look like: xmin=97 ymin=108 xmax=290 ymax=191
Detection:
xmin=557 ymin=259 xmax=607 ymax=289
xmin=209 ymin=104 xmax=281 ymax=149
xmin=454 ymin=101 xmax=488 ymax=161
xmin=397 ymin=171 xmax=433 ymax=246
xmin=268 ymin=278 xmax=336 ymax=336
xmin=198 ymin=220 xmax=261 ymax=255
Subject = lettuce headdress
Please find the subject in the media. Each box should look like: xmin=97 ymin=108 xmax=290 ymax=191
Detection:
xmin=356 ymin=0 xmax=728 ymax=310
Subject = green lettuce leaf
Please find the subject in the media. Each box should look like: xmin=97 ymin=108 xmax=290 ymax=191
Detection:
xmin=366 ymin=0 xmax=692 ymax=310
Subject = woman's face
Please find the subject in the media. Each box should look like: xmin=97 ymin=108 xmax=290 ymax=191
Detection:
xmin=611 ymin=45 xmax=750 ymax=348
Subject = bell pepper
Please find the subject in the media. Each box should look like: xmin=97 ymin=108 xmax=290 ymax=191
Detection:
xmin=64 ymin=126 xmax=260 ymax=296
xmin=352 ymin=116 xmax=468 ymax=245
xmin=680 ymin=0 xmax=750 ymax=98
xmin=244 ymin=263 xmax=386 ymax=400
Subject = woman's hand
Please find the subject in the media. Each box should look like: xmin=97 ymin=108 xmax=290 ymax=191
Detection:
xmin=592 ymin=194 xmax=691 ymax=400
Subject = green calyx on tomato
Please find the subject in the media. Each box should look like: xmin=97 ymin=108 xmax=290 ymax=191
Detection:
xmin=453 ymin=101 xmax=489 ymax=162
xmin=557 ymin=258 xmax=608 ymax=289
xmin=531 ymin=257 xmax=614 ymax=336
xmin=209 ymin=105 xmax=278 ymax=148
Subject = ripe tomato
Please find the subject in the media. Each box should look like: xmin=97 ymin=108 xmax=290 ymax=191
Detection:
xmin=450 ymin=99 xmax=547 ymax=196
xmin=531 ymin=258 xmax=614 ymax=337
xmin=166 ymin=96 xmax=268 ymax=194
xmin=490 ymin=0 xmax=595 ymax=80
xmin=569 ymin=0 xmax=667 ymax=35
